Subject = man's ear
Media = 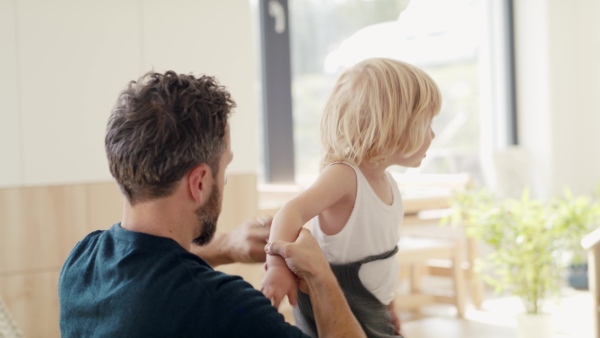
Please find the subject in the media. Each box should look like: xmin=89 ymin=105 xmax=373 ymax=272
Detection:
xmin=188 ymin=164 xmax=213 ymax=206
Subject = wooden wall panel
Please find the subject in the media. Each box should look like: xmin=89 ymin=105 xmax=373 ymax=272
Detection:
xmin=0 ymin=270 xmax=61 ymax=338
xmin=217 ymin=173 xmax=259 ymax=233
xmin=0 ymin=185 xmax=88 ymax=274
xmin=85 ymin=182 xmax=123 ymax=232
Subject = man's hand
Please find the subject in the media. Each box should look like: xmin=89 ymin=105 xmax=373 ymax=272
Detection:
xmin=261 ymin=228 xmax=326 ymax=308
xmin=265 ymin=228 xmax=329 ymax=282
xmin=266 ymin=228 xmax=367 ymax=338
xmin=190 ymin=216 xmax=272 ymax=267
xmin=225 ymin=216 xmax=272 ymax=264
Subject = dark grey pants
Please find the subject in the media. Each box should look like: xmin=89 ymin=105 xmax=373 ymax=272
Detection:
xmin=293 ymin=246 xmax=403 ymax=338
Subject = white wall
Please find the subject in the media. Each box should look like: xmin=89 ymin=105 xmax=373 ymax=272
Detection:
xmin=0 ymin=0 xmax=259 ymax=188
xmin=140 ymin=0 xmax=259 ymax=177
xmin=6 ymin=0 xmax=598 ymax=195
xmin=0 ymin=0 xmax=22 ymax=187
xmin=514 ymin=0 xmax=600 ymax=198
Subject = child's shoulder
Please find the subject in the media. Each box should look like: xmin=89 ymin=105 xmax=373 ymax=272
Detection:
xmin=322 ymin=162 xmax=358 ymax=177
xmin=313 ymin=162 xmax=358 ymax=188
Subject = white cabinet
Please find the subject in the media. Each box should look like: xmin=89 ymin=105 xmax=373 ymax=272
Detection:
xmin=0 ymin=0 xmax=22 ymax=187
xmin=17 ymin=0 xmax=140 ymax=185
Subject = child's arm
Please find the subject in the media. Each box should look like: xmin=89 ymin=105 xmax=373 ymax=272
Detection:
xmin=261 ymin=164 xmax=357 ymax=309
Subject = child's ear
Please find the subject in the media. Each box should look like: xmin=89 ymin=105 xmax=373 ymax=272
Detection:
xmin=188 ymin=164 xmax=212 ymax=205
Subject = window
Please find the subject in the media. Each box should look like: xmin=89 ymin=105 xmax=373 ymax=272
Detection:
xmin=258 ymin=0 xmax=516 ymax=185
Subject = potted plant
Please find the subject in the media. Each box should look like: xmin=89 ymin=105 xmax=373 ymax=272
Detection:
xmin=552 ymin=188 xmax=600 ymax=289
xmin=444 ymin=187 xmax=600 ymax=338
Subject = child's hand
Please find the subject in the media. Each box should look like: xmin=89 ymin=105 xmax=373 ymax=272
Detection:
xmin=261 ymin=265 xmax=298 ymax=309
xmin=388 ymin=300 xmax=401 ymax=335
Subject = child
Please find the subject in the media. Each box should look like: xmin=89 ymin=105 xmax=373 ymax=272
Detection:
xmin=261 ymin=57 xmax=441 ymax=337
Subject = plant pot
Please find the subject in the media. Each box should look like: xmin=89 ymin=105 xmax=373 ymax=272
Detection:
xmin=567 ymin=262 xmax=589 ymax=290
xmin=516 ymin=313 xmax=553 ymax=338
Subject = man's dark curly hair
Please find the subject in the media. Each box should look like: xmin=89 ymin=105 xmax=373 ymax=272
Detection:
xmin=105 ymin=71 xmax=235 ymax=204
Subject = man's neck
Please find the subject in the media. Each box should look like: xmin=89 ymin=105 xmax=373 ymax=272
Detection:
xmin=121 ymin=196 xmax=194 ymax=250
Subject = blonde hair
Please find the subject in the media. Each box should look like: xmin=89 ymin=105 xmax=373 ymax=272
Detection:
xmin=321 ymin=58 xmax=441 ymax=169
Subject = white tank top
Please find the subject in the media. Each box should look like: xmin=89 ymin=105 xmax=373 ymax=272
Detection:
xmin=312 ymin=162 xmax=403 ymax=305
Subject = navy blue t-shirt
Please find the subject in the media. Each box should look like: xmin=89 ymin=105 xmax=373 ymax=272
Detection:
xmin=59 ymin=223 xmax=306 ymax=337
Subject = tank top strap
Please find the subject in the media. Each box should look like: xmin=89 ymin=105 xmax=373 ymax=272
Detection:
xmin=359 ymin=245 xmax=399 ymax=265
xmin=323 ymin=161 xmax=358 ymax=173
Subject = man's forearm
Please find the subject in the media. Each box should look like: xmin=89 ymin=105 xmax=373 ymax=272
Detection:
xmin=307 ymin=271 xmax=366 ymax=338
xmin=191 ymin=218 xmax=271 ymax=267
xmin=189 ymin=233 xmax=232 ymax=267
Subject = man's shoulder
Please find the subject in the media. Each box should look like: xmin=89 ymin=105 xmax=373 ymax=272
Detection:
xmin=77 ymin=229 xmax=106 ymax=246
xmin=61 ymin=229 xmax=105 ymax=266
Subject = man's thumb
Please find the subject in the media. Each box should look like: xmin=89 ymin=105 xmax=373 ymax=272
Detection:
xmin=265 ymin=240 xmax=287 ymax=257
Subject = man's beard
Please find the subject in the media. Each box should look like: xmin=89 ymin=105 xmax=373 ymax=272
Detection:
xmin=192 ymin=182 xmax=221 ymax=246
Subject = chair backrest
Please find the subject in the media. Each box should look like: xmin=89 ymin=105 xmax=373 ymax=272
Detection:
xmin=392 ymin=172 xmax=472 ymax=234
xmin=0 ymin=297 xmax=23 ymax=338
xmin=582 ymin=228 xmax=600 ymax=338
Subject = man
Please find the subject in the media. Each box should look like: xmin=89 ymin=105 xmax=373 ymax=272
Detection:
xmin=58 ymin=71 xmax=364 ymax=337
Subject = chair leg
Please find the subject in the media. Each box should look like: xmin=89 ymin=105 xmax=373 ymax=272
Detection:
xmin=467 ymin=237 xmax=484 ymax=307
xmin=469 ymin=271 xmax=484 ymax=308
xmin=407 ymin=262 xmax=425 ymax=315
xmin=452 ymin=244 xmax=466 ymax=318
xmin=0 ymin=297 xmax=24 ymax=338
xmin=588 ymin=247 xmax=600 ymax=338
xmin=410 ymin=263 xmax=423 ymax=294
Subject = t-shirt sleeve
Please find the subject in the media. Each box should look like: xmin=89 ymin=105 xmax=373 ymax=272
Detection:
xmin=205 ymin=273 xmax=308 ymax=337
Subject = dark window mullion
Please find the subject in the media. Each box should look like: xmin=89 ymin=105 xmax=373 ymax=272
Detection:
xmin=259 ymin=0 xmax=295 ymax=183
xmin=506 ymin=0 xmax=518 ymax=145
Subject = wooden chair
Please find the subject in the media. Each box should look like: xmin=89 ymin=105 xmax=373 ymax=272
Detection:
xmin=392 ymin=173 xmax=483 ymax=317
xmin=582 ymin=227 xmax=600 ymax=338
xmin=257 ymin=183 xmax=305 ymax=217
xmin=395 ymin=236 xmax=466 ymax=317
xmin=0 ymin=296 xmax=23 ymax=338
